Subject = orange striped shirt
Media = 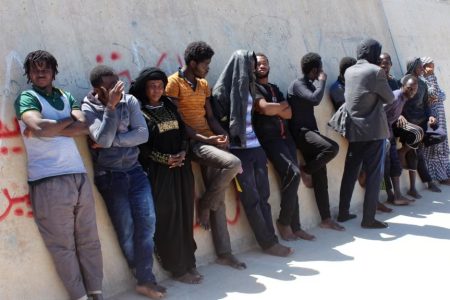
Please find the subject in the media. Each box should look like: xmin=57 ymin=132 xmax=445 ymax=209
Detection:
xmin=166 ymin=71 xmax=214 ymax=137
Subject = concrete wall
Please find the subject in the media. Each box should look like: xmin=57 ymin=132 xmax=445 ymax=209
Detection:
xmin=1 ymin=0 xmax=449 ymax=298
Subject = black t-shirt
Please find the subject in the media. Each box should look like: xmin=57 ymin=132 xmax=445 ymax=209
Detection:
xmin=253 ymin=83 xmax=289 ymax=142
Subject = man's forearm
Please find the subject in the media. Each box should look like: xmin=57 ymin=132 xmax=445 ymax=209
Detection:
xmin=28 ymin=117 xmax=74 ymax=137
xmin=60 ymin=121 xmax=89 ymax=137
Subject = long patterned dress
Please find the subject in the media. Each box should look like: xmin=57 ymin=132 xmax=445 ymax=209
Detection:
xmin=422 ymin=74 xmax=450 ymax=181
xmin=139 ymin=96 xmax=197 ymax=277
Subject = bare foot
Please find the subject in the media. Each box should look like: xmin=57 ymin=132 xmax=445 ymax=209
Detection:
xmin=377 ymin=202 xmax=393 ymax=213
xmin=319 ymin=218 xmax=345 ymax=231
xmin=264 ymin=243 xmax=294 ymax=257
xmin=136 ymin=283 xmax=165 ymax=299
xmin=293 ymin=229 xmax=316 ymax=241
xmin=407 ymin=189 xmax=422 ymax=199
xmin=174 ymin=272 xmax=202 ymax=284
xmin=216 ymin=254 xmax=246 ymax=270
xmin=188 ymin=267 xmax=203 ymax=279
xmin=198 ymin=208 xmax=210 ymax=230
xmin=394 ymin=194 xmax=414 ymax=203
xmin=389 ymin=198 xmax=410 ymax=206
xmin=276 ymin=221 xmax=298 ymax=241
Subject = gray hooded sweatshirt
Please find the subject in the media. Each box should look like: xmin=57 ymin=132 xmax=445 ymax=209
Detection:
xmin=82 ymin=92 xmax=149 ymax=174
xmin=212 ymin=49 xmax=257 ymax=148
xmin=344 ymin=38 xmax=394 ymax=142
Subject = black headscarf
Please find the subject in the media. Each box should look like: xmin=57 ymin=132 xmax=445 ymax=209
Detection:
xmin=129 ymin=67 xmax=168 ymax=102
xmin=406 ymin=57 xmax=421 ymax=76
xmin=356 ymin=38 xmax=382 ymax=64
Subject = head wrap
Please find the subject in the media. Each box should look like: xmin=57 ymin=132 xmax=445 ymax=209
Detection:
xmin=420 ymin=56 xmax=434 ymax=65
xmin=129 ymin=67 xmax=168 ymax=102
xmin=406 ymin=57 xmax=421 ymax=75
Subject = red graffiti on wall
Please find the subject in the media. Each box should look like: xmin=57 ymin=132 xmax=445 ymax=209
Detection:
xmin=0 ymin=119 xmax=20 ymax=138
xmin=155 ymin=53 xmax=183 ymax=69
xmin=193 ymin=188 xmax=241 ymax=229
xmin=95 ymin=52 xmax=132 ymax=83
xmin=0 ymin=189 xmax=32 ymax=222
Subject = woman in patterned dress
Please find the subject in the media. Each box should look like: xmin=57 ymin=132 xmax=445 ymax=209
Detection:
xmin=421 ymin=57 xmax=450 ymax=185
xmin=130 ymin=67 xmax=202 ymax=284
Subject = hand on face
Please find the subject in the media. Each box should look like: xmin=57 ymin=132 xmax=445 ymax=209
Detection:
xmin=101 ymin=80 xmax=124 ymax=109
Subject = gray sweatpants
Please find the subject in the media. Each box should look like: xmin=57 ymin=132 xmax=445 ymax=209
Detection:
xmin=30 ymin=173 xmax=103 ymax=300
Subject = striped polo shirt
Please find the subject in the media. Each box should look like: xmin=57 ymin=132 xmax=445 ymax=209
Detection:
xmin=165 ymin=70 xmax=214 ymax=137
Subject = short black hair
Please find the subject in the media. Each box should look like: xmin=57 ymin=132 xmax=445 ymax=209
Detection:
xmin=301 ymin=52 xmax=322 ymax=75
xmin=400 ymin=74 xmax=417 ymax=86
xmin=255 ymin=52 xmax=268 ymax=61
xmin=184 ymin=41 xmax=214 ymax=65
xmin=339 ymin=57 xmax=357 ymax=77
xmin=89 ymin=65 xmax=115 ymax=87
xmin=23 ymin=50 xmax=59 ymax=84
xmin=379 ymin=52 xmax=392 ymax=65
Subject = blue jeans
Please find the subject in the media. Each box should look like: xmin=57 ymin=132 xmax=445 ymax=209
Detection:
xmin=95 ymin=166 xmax=156 ymax=285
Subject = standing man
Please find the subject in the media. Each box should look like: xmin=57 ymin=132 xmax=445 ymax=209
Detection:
xmin=253 ymin=52 xmax=314 ymax=241
xmin=212 ymin=50 xmax=294 ymax=256
xmin=15 ymin=50 xmax=103 ymax=300
xmin=287 ymin=53 xmax=344 ymax=232
xmin=165 ymin=41 xmax=245 ymax=269
xmin=82 ymin=65 xmax=165 ymax=299
xmin=337 ymin=38 xmax=394 ymax=229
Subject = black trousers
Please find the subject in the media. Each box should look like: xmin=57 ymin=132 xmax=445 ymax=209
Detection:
xmin=231 ymin=147 xmax=279 ymax=249
xmin=260 ymin=137 xmax=301 ymax=231
xmin=339 ymin=139 xmax=386 ymax=224
xmin=293 ymin=128 xmax=339 ymax=220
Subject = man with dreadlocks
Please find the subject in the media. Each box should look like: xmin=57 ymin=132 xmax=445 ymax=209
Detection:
xmin=14 ymin=50 xmax=103 ymax=300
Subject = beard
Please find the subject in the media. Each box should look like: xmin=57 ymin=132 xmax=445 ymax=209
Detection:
xmin=255 ymin=69 xmax=269 ymax=79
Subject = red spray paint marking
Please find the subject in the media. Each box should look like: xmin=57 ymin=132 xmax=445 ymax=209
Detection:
xmin=176 ymin=54 xmax=183 ymax=68
xmin=12 ymin=147 xmax=23 ymax=154
xmin=193 ymin=187 xmax=241 ymax=229
xmin=156 ymin=53 xmax=168 ymax=67
xmin=0 ymin=119 xmax=20 ymax=138
xmin=14 ymin=208 xmax=24 ymax=216
xmin=0 ymin=146 xmax=23 ymax=155
xmin=118 ymin=70 xmax=132 ymax=83
xmin=0 ymin=189 xmax=32 ymax=222
xmin=96 ymin=55 xmax=104 ymax=64
xmin=111 ymin=52 xmax=121 ymax=61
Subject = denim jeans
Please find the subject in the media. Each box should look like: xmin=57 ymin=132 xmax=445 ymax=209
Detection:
xmin=95 ymin=166 xmax=156 ymax=285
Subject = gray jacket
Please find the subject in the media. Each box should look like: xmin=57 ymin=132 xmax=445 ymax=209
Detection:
xmin=344 ymin=39 xmax=394 ymax=142
xmin=82 ymin=92 xmax=149 ymax=174
xmin=212 ymin=49 xmax=257 ymax=148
